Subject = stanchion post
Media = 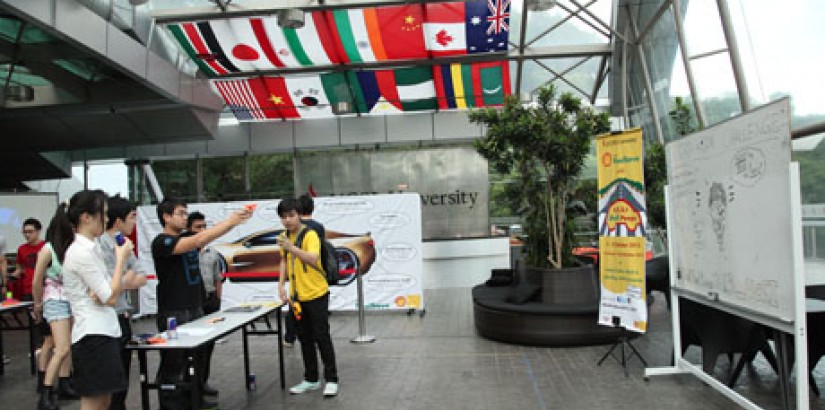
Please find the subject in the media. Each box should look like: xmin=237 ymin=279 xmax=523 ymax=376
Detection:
xmin=351 ymin=271 xmax=375 ymax=344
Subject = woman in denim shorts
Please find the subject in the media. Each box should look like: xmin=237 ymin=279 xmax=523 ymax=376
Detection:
xmin=33 ymin=203 xmax=79 ymax=409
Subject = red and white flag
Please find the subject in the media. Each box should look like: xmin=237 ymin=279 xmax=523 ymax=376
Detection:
xmin=423 ymin=2 xmax=467 ymax=56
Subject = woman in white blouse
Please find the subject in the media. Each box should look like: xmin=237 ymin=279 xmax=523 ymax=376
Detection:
xmin=61 ymin=190 xmax=133 ymax=410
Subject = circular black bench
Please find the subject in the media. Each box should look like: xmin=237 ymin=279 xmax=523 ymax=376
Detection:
xmin=472 ymin=268 xmax=621 ymax=346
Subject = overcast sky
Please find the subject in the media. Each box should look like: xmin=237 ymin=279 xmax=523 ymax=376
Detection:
xmin=675 ymin=0 xmax=824 ymax=116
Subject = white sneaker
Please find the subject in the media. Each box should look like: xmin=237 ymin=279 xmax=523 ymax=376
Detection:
xmin=289 ymin=380 xmax=320 ymax=394
xmin=323 ymin=382 xmax=339 ymax=397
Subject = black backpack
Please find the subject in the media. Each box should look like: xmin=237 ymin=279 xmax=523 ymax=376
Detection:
xmin=295 ymin=227 xmax=339 ymax=285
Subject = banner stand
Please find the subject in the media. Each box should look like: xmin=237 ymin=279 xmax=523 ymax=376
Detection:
xmin=596 ymin=316 xmax=647 ymax=377
xmin=351 ymin=271 xmax=376 ymax=344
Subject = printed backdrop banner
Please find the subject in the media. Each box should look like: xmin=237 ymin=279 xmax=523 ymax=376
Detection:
xmin=137 ymin=193 xmax=423 ymax=314
xmin=596 ymin=129 xmax=647 ymax=333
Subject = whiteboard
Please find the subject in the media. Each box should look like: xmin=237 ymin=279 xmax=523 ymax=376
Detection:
xmin=666 ymin=99 xmax=794 ymax=322
xmin=0 ymin=193 xmax=58 ymax=253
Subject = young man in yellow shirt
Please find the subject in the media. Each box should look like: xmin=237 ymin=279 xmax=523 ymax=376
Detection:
xmin=277 ymin=197 xmax=339 ymax=397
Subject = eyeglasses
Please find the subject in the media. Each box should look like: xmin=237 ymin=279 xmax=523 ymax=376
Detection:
xmin=22 ymin=229 xmax=37 ymax=234
xmin=174 ymin=210 xmax=189 ymax=217
xmin=192 ymin=223 xmax=207 ymax=229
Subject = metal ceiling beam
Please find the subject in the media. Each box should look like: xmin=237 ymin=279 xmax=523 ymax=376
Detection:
xmin=204 ymin=43 xmax=612 ymax=79
xmin=534 ymin=56 xmax=592 ymax=98
xmin=524 ymin=0 xmax=598 ymax=48
xmin=558 ymin=0 xmax=626 ymax=40
xmin=590 ymin=54 xmax=607 ymax=104
xmin=635 ymin=0 xmax=672 ymax=44
xmin=514 ymin=0 xmax=530 ymax=97
xmin=153 ymin=0 xmax=473 ymax=23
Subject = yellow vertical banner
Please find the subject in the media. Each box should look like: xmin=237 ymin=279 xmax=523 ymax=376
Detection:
xmin=596 ymin=129 xmax=647 ymax=333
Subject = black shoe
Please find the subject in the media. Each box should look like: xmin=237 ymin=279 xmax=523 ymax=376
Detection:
xmin=37 ymin=386 xmax=59 ymax=410
xmin=202 ymin=383 xmax=219 ymax=396
xmin=200 ymin=399 xmax=219 ymax=410
xmin=57 ymin=377 xmax=79 ymax=400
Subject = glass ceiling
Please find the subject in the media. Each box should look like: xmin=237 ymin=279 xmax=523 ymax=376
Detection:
xmin=145 ymin=0 xmax=615 ymax=122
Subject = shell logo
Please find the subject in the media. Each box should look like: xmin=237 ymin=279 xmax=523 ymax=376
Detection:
xmin=394 ymin=296 xmax=407 ymax=307
xmin=601 ymin=152 xmax=613 ymax=167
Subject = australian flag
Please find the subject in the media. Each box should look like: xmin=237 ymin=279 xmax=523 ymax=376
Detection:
xmin=466 ymin=0 xmax=510 ymax=53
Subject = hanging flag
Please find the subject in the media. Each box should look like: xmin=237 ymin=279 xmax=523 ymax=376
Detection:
xmin=328 ymin=4 xmax=427 ymax=64
xmin=466 ymin=0 xmax=510 ymax=53
xmin=349 ymin=66 xmax=436 ymax=114
xmin=213 ymin=73 xmax=351 ymax=121
xmin=284 ymin=73 xmax=350 ymax=119
xmin=423 ymin=2 xmax=467 ymax=56
xmin=167 ymin=12 xmax=340 ymax=77
xmin=168 ymin=22 xmax=241 ymax=76
xmin=212 ymin=77 xmax=290 ymax=120
xmin=258 ymin=12 xmax=341 ymax=67
xmin=432 ymin=61 xmax=511 ymax=109
xmin=423 ymin=0 xmax=510 ymax=56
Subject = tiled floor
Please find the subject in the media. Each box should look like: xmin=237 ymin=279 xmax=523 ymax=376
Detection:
xmin=2 ymin=287 xmax=825 ymax=409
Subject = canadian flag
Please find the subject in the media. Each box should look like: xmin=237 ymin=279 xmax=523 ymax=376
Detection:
xmin=423 ymin=3 xmax=467 ymax=56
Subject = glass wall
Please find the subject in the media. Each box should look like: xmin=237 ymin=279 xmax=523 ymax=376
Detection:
xmin=152 ymin=159 xmax=197 ymax=202
xmin=622 ymin=0 xmax=825 ymax=262
xmin=148 ymin=153 xmax=294 ymax=204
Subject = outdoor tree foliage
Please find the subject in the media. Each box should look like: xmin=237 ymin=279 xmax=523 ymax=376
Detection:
xmin=469 ymin=84 xmax=610 ymax=269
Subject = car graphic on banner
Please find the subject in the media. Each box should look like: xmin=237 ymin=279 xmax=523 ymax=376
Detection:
xmin=213 ymin=229 xmax=376 ymax=285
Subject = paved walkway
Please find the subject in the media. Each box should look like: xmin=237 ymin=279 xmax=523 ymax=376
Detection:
xmin=1 ymin=288 xmax=824 ymax=409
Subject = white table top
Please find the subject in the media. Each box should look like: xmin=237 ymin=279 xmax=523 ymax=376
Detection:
xmin=0 ymin=301 xmax=33 ymax=313
xmin=127 ymin=303 xmax=282 ymax=350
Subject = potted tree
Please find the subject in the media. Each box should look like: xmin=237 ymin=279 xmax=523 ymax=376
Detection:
xmin=469 ymin=84 xmax=610 ymax=302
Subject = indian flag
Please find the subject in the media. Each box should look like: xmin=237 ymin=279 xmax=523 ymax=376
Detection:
xmin=328 ymin=4 xmax=427 ymax=64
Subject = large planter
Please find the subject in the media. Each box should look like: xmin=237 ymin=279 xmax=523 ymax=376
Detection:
xmin=532 ymin=266 xmax=599 ymax=305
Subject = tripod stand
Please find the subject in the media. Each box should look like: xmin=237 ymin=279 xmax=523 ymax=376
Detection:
xmin=597 ymin=324 xmax=647 ymax=377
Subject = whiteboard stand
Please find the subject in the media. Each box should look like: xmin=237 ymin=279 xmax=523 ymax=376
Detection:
xmin=646 ymin=164 xmax=810 ymax=410
xmin=789 ymin=162 xmax=809 ymax=409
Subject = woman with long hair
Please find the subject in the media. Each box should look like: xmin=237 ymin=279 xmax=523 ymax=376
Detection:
xmin=60 ymin=190 xmax=133 ymax=410
xmin=32 ymin=203 xmax=79 ymax=409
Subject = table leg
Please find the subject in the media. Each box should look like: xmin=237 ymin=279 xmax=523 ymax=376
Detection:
xmin=277 ymin=309 xmax=284 ymax=389
xmin=242 ymin=325 xmax=251 ymax=390
xmin=138 ymin=350 xmax=150 ymax=410
xmin=188 ymin=351 xmax=201 ymax=410
xmin=0 ymin=324 xmax=5 ymax=375
xmin=27 ymin=308 xmax=35 ymax=375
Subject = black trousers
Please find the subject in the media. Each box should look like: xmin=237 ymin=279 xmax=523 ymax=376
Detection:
xmin=296 ymin=293 xmax=338 ymax=383
xmin=202 ymin=293 xmax=221 ymax=382
xmin=284 ymin=309 xmax=297 ymax=343
xmin=156 ymin=307 xmax=205 ymax=409
xmin=108 ymin=314 xmax=132 ymax=410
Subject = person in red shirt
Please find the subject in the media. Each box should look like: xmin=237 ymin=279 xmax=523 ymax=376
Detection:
xmin=12 ymin=218 xmax=53 ymax=394
xmin=11 ymin=218 xmax=45 ymax=300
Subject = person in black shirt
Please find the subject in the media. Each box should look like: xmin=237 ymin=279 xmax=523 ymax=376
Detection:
xmin=298 ymin=194 xmax=325 ymax=239
xmin=152 ymin=199 xmax=250 ymax=410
